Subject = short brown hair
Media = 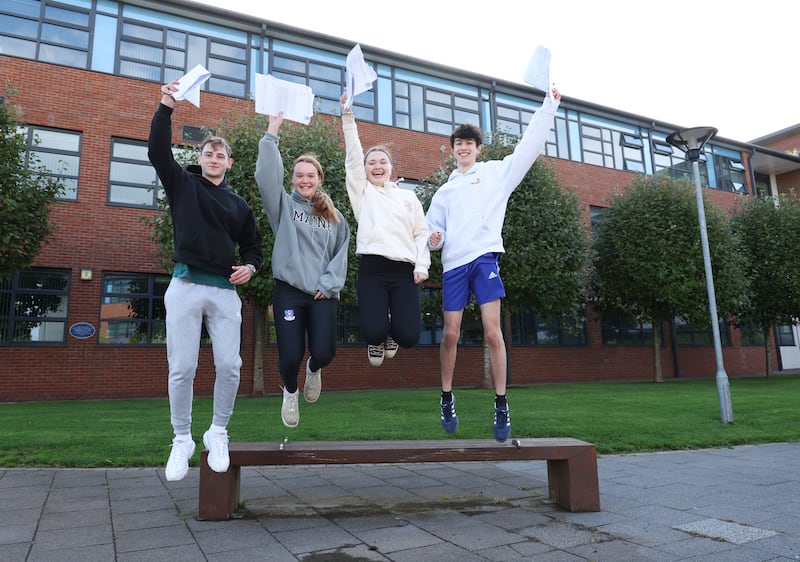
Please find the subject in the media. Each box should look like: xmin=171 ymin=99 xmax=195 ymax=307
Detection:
xmin=199 ymin=135 xmax=232 ymax=158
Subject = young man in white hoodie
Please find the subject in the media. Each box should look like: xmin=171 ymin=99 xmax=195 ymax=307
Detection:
xmin=426 ymin=86 xmax=561 ymax=442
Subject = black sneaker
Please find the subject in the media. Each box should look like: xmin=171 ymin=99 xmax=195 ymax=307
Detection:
xmin=493 ymin=405 xmax=511 ymax=442
xmin=441 ymin=395 xmax=458 ymax=434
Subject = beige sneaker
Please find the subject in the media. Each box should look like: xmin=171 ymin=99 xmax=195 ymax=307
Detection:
xmin=281 ymin=387 xmax=299 ymax=428
xmin=304 ymin=358 xmax=321 ymax=403
xmin=384 ymin=335 xmax=399 ymax=359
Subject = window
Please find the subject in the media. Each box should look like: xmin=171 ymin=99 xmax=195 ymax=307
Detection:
xmin=738 ymin=320 xmax=765 ymax=346
xmin=420 ymin=286 xmax=483 ymax=346
xmin=108 ymin=139 xmax=163 ymax=208
xmin=714 ymin=152 xmax=747 ymax=194
xmin=495 ymin=92 xmax=561 ymax=158
xmin=270 ymin=40 xmax=347 ymax=117
xmin=511 ymin=309 xmax=586 ymax=345
xmin=22 ymin=127 xmax=81 ymax=201
xmin=420 ymin=287 xmax=443 ymax=345
xmin=653 ymin=133 xmax=712 ymax=186
xmin=99 ymin=273 xmax=170 ymax=344
xmin=601 ymin=317 xmax=655 ymax=346
xmin=621 ymin=134 xmax=645 ymax=173
xmin=589 ymin=205 xmax=607 ymax=229
xmin=336 ymin=304 xmax=362 ymax=344
xmin=674 ymin=317 xmax=731 ymax=346
xmin=118 ymin=8 xmax=248 ymax=97
xmin=0 ymin=0 xmax=90 ymax=68
xmin=775 ymin=324 xmax=796 ymax=347
xmin=392 ymin=69 xmax=480 ymax=134
xmin=0 ymin=269 xmax=70 ymax=345
xmin=753 ymin=173 xmax=771 ymax=197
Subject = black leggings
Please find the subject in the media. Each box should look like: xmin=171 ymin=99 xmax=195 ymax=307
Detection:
xmin=357 ymin=255 xmax=420 ymax=348
xmin=273 ymin=280 xmax=338 ymax=392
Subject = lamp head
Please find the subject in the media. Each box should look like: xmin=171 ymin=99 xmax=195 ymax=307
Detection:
xmin=666 ymin=126 xmax=718 ymax=161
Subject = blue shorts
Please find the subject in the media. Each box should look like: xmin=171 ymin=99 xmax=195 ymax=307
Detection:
xmin=442 ymin=253 xmax=505 ymax=311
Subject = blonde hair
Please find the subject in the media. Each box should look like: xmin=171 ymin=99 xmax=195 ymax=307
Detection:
xmin=293 ymin=153 xmax=339 ymax=223
xmin=364 ymin=145 xmax=393 ymax=165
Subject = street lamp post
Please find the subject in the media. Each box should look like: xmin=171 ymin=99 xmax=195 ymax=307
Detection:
xmin=666 ymin=126 xmax=734 ymax=424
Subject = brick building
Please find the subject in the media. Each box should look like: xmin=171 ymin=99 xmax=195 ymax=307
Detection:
xmin=2 ymin=0 xmax=800 ymax=402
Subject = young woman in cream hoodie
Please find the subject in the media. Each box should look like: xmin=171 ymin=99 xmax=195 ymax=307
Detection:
xmin=340 ymin=93 xmax=430 ymax=367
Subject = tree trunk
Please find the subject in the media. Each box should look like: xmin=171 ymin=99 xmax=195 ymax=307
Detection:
xmin=653 ymin=321 xmax=663 ymax=383
xmin=764 ymin=327 xmax=773 ymax=379
xmin=252 ymin=305 xmax=265 ymax=396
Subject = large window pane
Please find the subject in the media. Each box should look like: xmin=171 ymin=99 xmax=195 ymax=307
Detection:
xmin=109 ymin=139 xmax=161 ymax=208
xmin=24 ymin=127 xmax=81 ymax=201
xmin=0 ymin=269 xmax=70 ymax=345
xmin=100 ymin=273 xmax=171 ymax=345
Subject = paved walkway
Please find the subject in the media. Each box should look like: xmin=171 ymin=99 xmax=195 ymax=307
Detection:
xmin=1 ymin=442 xmax=799 ymax=561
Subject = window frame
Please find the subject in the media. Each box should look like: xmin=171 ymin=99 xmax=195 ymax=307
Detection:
xmin=0 ymin=268 xmax=71 ymax=346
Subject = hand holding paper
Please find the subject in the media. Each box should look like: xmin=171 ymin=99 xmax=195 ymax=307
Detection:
xmin=172 ymin=64 xmax=211 ymax=107
xmin=344 ymin=44 xmax=377 ymax=110
xmin=254 ymin=73 xmax=315 ymax=125
xmin=523 ymin=45 xmax=551 ymax=93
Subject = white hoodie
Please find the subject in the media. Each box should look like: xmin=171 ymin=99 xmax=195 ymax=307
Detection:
xmin=426 ymin=94 xmax=560 ymax=273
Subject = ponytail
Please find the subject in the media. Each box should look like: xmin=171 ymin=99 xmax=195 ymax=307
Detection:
xmin=292 ymin=153 xmax=339 ymax=223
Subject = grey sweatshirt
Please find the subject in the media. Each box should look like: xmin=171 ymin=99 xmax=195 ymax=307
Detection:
xmin=255 ymin=133 xmax=350 ymax=299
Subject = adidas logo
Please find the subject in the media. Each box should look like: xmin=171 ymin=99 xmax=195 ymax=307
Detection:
xmin=488 ymin=272 xmax=498 ymax=279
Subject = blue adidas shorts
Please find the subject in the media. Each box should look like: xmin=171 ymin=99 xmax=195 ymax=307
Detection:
xmin=442 ymin=253 xmax=505 ymax=311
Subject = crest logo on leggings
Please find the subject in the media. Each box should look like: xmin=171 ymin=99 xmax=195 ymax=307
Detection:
xmin=283 ymin=308 xmax=296 ymax=321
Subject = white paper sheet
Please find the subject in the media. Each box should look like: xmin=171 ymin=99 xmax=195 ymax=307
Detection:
xmin=344 ymin=44 xmax=377 ymax=110
xmin=173 ymin=64 xmax=211 ymax=107
xmin=523 ymin=45 xmax=551 ymax=92
xmin=254 ymin=73 xmax=315 ymax=125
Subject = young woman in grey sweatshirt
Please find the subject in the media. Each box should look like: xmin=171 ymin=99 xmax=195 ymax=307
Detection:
xmin=255 ymin=112 xmax=350 ymax=429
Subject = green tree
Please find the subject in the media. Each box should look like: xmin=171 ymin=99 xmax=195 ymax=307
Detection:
xmin=591 ymin=174 xmax=748 ymax=382
xmin=730 ymin=191 xmax=800 ymax=377
xmin=419 ymin=131 xmax=589 ymax=388
xmin=0 ymin=89 xmax=64 ymax=279
xmin=145 ymin=103 xmax=355 ymax=394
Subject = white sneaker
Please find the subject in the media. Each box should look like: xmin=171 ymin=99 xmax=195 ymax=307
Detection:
xmin=282 ymin=387 xmax=299 ymax=428
xmin=384 ymin=335 xmax=399 ymax=359
xmin=304 ymin=358 xmax=321 ymax=403
xmin=165 ymin=437 xmax=195 ymax=481
xmin=368 ymin=343 xmax=385 ymax=366
xmin=202 ymin=428 xmax=230 ymax=473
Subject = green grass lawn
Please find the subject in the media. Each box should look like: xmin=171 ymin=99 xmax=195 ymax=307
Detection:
xmin=2 ymin=375 xmax=799 ymax=468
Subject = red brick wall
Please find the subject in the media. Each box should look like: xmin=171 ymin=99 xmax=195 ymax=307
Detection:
xmin=0 ymin=56 xmax=771 ymax=403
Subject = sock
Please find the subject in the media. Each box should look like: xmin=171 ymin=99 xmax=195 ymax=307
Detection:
xmin=174 ymin=433 xmax=192 ymax=442
xmin=209 ymin=424 xmax=227 ymax=434
xmin=441 ymin=390 xmax=453 ymax=403
xmin=495 ymin=394 xmax=507 ymax=408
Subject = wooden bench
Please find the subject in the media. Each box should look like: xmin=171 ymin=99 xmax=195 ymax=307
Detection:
xmin=197 ymin=437 xmax=600 ymax=520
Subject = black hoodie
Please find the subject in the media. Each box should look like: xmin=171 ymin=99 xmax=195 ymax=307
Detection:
xmin=147 ymin=103 xmax=263 ymax=277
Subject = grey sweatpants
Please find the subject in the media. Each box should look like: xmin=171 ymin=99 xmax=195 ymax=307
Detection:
xmin=164 ymin=277 xmax=242 ymax=436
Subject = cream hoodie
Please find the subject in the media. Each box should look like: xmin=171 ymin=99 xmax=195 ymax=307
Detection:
xmin=342 ymin=114 xmax=430 ymax=276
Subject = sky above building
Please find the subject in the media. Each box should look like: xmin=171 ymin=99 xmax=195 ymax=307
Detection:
xmin=192 ymin=0 xmax=799 ymax=143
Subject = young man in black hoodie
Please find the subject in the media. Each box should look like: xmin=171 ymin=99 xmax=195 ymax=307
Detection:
xmin=148 ymin=80 xmax=263 ymax=482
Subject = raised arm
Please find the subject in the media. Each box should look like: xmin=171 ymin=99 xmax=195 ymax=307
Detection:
xmin=340 ymin=92 xmax=368 ymax=219
xmin=496 ymin=86 xmax=562 ymax=193
xmin=254 ymin=113 xmax=286 ymax=232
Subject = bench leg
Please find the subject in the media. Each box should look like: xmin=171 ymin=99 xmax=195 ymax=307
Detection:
xmin=197 ymin=451 xmax=240 ymax=520
xmin=546 ymin=447 xmax=600 ymax=512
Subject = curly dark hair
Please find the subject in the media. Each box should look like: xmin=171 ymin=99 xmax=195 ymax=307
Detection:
xmin=449 ymin=123 xmax=483 ymax=148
